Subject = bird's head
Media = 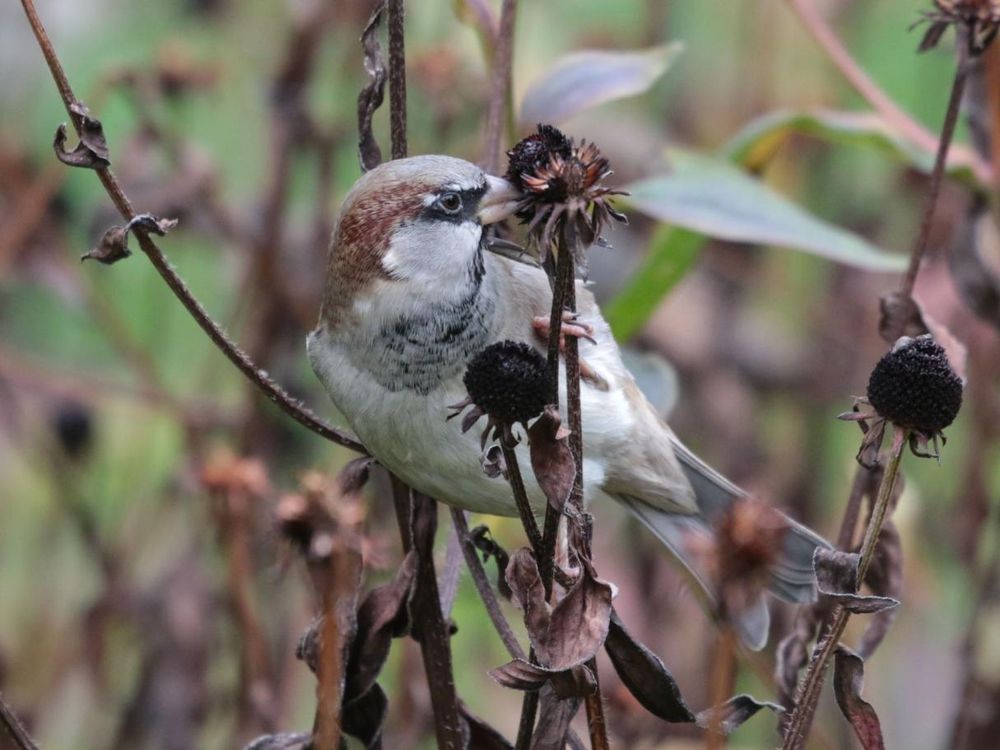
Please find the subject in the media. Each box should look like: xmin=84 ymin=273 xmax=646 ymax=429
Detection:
xmin=318 ymin=155 xmax=520 ymax=328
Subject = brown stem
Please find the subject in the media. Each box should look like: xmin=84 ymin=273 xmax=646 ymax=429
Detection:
xmin=900 ymin=53 xmax=969 ymax=298
xmin=0 ymin=693 xmax=38 ymax=750
xmin=482 ymin=0 xmax=517 ymax=173
xmin=707 ymin=629 xmax=737 ymax=750
xmin=449 ymin=508 xmax=526 ymax=660
xmin=387 ymin=0 xmax=407 ymax=160
xmin=18 ymin=0 xmax=365 ymax=454
xmin=500 ymin=437 xmax=544 ymax=556
xmin=781 ymin=428 xmax=908 ymax=750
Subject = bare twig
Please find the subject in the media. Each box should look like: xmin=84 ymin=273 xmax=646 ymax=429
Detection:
xmin=482 ymin=0 xmax=517 ymax=173
xmin=900 ymin=51 xmax=969 ymax=299
xmin=18 ymin=0 xmax=365 ymax=454
xmin=0 ymin=692 xmax=39 ymax=750
xmin=387 ymin=0 xmax=407 ymax=160
xmin=781 ymin=428 xmax=908 ymax=750
xmin=500 ymin=438 xmax=545 ymax=555
xmin=450 ymin=508 xmax=526 ymax=660
xmin=785 ymin=0 xmax=991 ymax=186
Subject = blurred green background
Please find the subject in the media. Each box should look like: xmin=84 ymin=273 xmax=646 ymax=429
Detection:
xmin=1 ymin=1 xmax=999 ymax=748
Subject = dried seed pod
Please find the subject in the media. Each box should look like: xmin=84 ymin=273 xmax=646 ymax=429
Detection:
xmin=866 ymin=335 xmax=963 ymax=434
xmin=463 ymin=341 xmax=550 ymax=427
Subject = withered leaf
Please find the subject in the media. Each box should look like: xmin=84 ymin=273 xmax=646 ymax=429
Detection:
xmin=833 ymin=646 xmax=885 ymax=750
xmin=528 ymin=406 xmax=575 ymax=514
xmin=488 ymin=657 xmax=554 ymax=691
xmin=342 ymin=683 xmax=388 ymax=749
xmin=857 ymin=523 xmax=902 ymax=659
xmin=530 ymin=685 xmax=582 ymax=750
xmin=878 ymin=290 xmax=968 ymax=380
xmin=344 ymin=551 xmax=417 ymax=700
xmin=506 ymin=547 xmax=548 ymax=640
xmin=918 ymin=21 xmax=950 ymax=52
xmin=471 ymin=525 xmax=512 ymax=599
xmin=695 ymin=694 xmax=784 ymax=735
xmin=242 ymin=733 xmax=311 ymax=750
xmin=550 ymin=663 xmax=597 ymax=700
xmin=950 ymin=198 xmax=1000 ymax=331
xmin=604 ymin=608 xmax=695 ymax=722
xmin=339 ymin=456 xmax=375 ymax=496
xmin=53 ymin=103 xmax=110 ymax=169
xmin=774 ymin=608 xmax=822 ymax=711
xmin=82 ymin=225 xmax=131 ymax=265
xmin=536 ymin=561 xmax=612 ymax=671
xmin=461 ymin=703 xmax=514 ymax=750
xmin=814 ymin=548 xmax=899 ymax=615
xmin=127 ymin=212 xmax=179 ymax=237
xmin=357 ymin=4 xmax=386 ymax=172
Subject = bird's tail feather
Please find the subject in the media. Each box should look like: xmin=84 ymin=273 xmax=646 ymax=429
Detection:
xmin=618 ymin=438 xmax=831 ymax=650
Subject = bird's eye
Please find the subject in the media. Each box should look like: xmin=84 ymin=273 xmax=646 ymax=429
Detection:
xmin=437 ymin=192 xmax=463 ymax=214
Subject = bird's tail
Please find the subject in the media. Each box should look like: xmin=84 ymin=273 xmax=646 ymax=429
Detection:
xmin=617 ymin=438 xmax=830 ymax=651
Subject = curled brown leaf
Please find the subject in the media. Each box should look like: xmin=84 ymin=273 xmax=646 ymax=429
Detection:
xmin=813 ymin=548 xmax=900 ymax=615
xmin=833 ymin=646 xmax=885 ymax=750
xmin=357 ymin=4 xmax=386 ymax=172
xmin=528 ymin=406 xmax=575 ymax=514
xmin=695 ymin=693 xmax=784 ymax=736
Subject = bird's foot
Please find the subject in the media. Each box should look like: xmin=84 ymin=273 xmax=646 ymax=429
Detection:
xmin=532 ymin=313 xmax=607 ymax=389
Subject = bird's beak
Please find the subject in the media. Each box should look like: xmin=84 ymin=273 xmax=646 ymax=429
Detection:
xmin=477 ymin=175 xmax=521 ymax=225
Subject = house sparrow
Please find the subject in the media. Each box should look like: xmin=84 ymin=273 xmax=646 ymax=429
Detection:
xmin=307 ymin=155 xmax=829 ymax=648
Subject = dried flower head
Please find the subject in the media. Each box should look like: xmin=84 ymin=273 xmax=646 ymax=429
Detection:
xmin=449 ymin=341 xmax=551 ymax=448
xmin=712 ymin=498 xmax=788 ymax=620
xmin=505 ymin=124 xmax=627 ymax=273
xmin=919 ymin=0 xmax=1000 ymax=54
xmin=841 ymin=334 xmax=963 ymax=465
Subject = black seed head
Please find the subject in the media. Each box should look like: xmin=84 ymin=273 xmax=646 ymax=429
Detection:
xmin=505 ymin=124 xmax=573 ymax=190
xmin=866 ymin=335 xmax=963 ymax=433
xmin=463 ymin=341 xmax=550 ymax=425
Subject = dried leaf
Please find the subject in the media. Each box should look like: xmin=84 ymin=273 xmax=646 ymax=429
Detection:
xmin=471 ymin=525 xmax=512 ymax=599
xmin=506 ymin=548 xmax=548 ymax=640
xmin=774 ymin=608 xmax=823 ymax=711
xmin=127 ymin=212 xmax=179 ymax=237
xmin=878 ymin=291 xmax=969 ymax=380
xmin=242 ymin=733 xmax=311 ymax=750
xmin=461 ymin=703 xmax=514 ymax=750
xmin=918 ymin=21 xmax=950 ymax=52
xmin=549 ymin=664 xmax=597 ymax=700
xmin=530 ymin=685 xmax=582 ymax=750
xmin=951 ymin=199 xmax=1000 ymax=331
xmin=357 ymin=5 xmax=386 ymax=172
xmin=536 ymin=562 xmax=612 ymax=671
xmin=342 ymin=683 xmax=388 ymax=749
xmin=489 ymin=658 xmax=557 ymax=691
xmin=604 ymin=609 xmax=695 ymax=722
xmin=813 ymin=549 xmax=899 ymax=615
xmin=857 ymin=523 xmax=902 ymax=659
xmin=53 ymin=102 xmax=110 ymax=169
xmin=833 ymin=647 xmax=885 ymax=750
xmin=528 ymin=406 xmax=575 ymax=513
xmin=344 ymin=551 xmax=417 ymax=700
xmin=695 ymin=694 xmax=784 ymax=735
xmin=82 ymin=225 xmax=131 ymax=265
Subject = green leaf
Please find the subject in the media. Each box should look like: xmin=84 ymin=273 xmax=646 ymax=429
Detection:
xmin=622 ymin=148 xmax=906 ymax=272
xmin=604 ymin=226 xmax=703 ymax=341
xmin=518 ymin=43 xmax=683 ymax=126
xmin=723 ymin=108 xmax=979 ymax=186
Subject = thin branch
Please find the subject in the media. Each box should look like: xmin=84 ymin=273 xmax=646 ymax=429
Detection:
xmin=900 ymin=52 xmax=969 ymax=298
xmin=450 ymin=508 xmax=526 ymax=660
xmin=387 ymin=0 xmax=407 ymax=160
xmin=785 ymin=0 xmax=991 ymax=186
xmin=18 ymin=0 xmax=365 ymax=454
xmin=500 ymin=438 xmax=544 ymax=555
xmin=781 ymin=428 xmax=908 ymax=750
xmin=482 ymin=0 xmax=517 ymax=173
xmin=0 ymin=693 xmax=39 ymax=750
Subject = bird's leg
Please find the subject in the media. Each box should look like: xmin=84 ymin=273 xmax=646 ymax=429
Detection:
xmin=533 ymin=312 xmax=605 ymax=388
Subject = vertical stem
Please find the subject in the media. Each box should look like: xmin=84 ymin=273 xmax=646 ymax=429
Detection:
xmin=482 ymin=0 xmax=517 ymax=173
xmin=707 ymin=629 xmax=736 ymax=750
xmin=500 ymin=439 xmax=544 ymax=556
xmin=900 ymin=54 xmax=968 ymax=298
xmin=387 ymin=0 xmax=407 ymax=160
xmin=0 ymin=693 xmax=38 ymax=750
xmin=781 ymin=429 xmax=907 ymax=750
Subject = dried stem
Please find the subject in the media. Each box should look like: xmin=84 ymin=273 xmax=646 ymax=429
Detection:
xmin=387 ymin=0 xmax=407 ymax=160
xmin=900 ymin=51 xmax=969 ymax=299
xmin=482 ymin=0 xmax=517 ymax=173
xmin=707 ymin=629 xmax=737 ymax=750
xmin=449 ymin=508 xmax=526 ymax=660
xmin=785 ymin=0 xmax=991 ymax=185
xmin=500 ymin=437 xmax=545 ymax=556
xmin=781 ymin=427 xmax=908 ymax=750
xmin=0 ymin=693 xmax=39 ymax=750
xmin=17 ymin=0 xmax=365 ymax=455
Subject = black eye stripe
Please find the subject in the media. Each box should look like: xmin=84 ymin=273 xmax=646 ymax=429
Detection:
xmin=421 ymin=181 xmax=488 ymax=224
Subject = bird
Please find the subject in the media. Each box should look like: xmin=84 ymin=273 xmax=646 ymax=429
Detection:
xmin=306 ymin=154 xmax=830 ymax=649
